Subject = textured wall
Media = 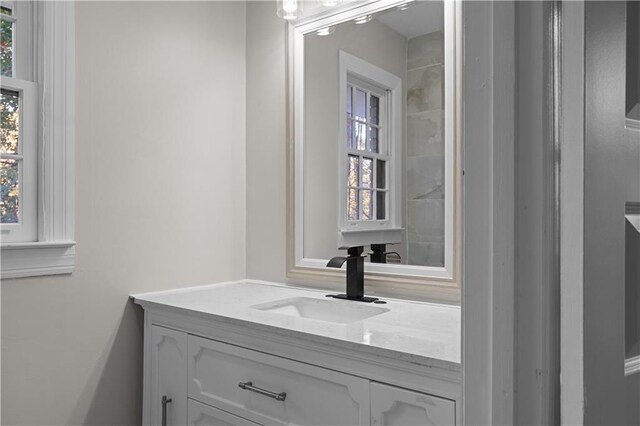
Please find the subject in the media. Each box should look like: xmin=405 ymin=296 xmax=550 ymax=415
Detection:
xmin=405 ymin=31 xmax=445 ymax=267
xmin=1 ymin=2 xmax=246 ymax=424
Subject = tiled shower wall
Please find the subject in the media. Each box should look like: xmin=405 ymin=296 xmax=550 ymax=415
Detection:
xmin=405 ymin=31 xmax=445 ymax=267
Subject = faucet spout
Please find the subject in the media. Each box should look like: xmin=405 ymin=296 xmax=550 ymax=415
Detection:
xmin=326 ymin=256 xmax=348 ymax=268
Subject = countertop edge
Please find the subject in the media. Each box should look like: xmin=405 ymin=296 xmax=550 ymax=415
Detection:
xmin=133 ymin=296 xmax=461 ymax=374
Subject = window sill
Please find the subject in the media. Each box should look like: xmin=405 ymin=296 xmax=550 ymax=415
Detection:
xmin=1 ymin=241 xmax=76 ymax=279
xmin=338 ymin=227 xmax=404 ymax=248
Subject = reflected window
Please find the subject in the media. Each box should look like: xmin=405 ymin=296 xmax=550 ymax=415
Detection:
xmin=337 ymin=50 xmax=403 ymax=249
xmin=345 ymin=79 xmax=388 ymax=222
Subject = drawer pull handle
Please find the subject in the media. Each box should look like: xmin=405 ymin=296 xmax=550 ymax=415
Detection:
xmin=238 ymin=381 xmax=287 ymax=402
xmin=161 ymin=395 xmax=172 ymax=426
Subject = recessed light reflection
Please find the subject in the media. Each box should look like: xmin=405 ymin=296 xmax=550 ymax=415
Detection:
xmin=316 ymin=26 xmax=336 ymax=36
xmin=353 ymin=15 xmax=373 ymax=24
xmin=397 ymin=2 xmax=412 ymax=11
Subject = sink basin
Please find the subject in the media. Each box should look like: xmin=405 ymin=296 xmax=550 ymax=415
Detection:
xmin=250 ymin=297 xmax=389 ymax=324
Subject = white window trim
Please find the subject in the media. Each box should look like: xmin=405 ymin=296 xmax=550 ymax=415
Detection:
xmin=1 ymin=1 xmax=75 ymax=279
xmin=337 ymin=50 xmax=403 ymax=248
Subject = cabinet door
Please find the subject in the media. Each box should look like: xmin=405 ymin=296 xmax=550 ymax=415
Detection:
xmin=150 ymin=325 xmax=187 ymax=426
xmin=187 ymin=399 xmax=260 ymax=426
xmin=370 ymin=382 xmax=455 ymax=426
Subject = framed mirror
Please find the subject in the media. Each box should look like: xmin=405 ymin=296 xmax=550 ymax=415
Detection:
xmin=287 ymin=0 xmax=461 ymax=299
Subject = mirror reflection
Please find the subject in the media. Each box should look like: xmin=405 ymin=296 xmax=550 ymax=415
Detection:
xmin=302 ymin=1 xmax=448 ymax=268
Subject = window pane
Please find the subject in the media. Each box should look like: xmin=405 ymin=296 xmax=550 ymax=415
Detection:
xmin=355 ymin=121 xmax=366 ymax=150
xmin=376 ymin=159 xmax=386 ymax=189
xmin=348 ymin=188 xmax=359 ymax=220
xmin=376 ymin=191 xmax=385 ymax=220
xmin=0 ymin=6 xmax=12 ymax=15
xmin=362 ymin=157 xmax=372 ymax=188
xmin=348 ymin=155 xmax=359 ymax=187
xmin=368 ymin=126 xmax=378 ymax=153
xmin=1 ymin=158 xmax=19 ymax=223
xmin=1 ymin=89 xmax=19 ymax=153
xmin=346 ymin=119 xmax=354 ymax=149
xmin=354 ymin=88 xmax=366 ymax=122
xmin=1 ymin=17 xmax=13 ymax=77
xmin=361 ymin=189 xmax=372 ymax=220
xmin=346 ymin=85 xmax=352 ymax=118
xmin=370 ymin=95 xmax=379 ymax=125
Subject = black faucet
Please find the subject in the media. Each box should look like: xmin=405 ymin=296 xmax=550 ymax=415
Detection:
xmin=370 ymin=244 xmax=402 ymax=264
xmin=326 ymin=246 xmax=379 ymax=303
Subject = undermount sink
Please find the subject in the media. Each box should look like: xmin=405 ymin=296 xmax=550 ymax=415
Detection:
xmin=250 ymin=297 xmax=389 ymax=324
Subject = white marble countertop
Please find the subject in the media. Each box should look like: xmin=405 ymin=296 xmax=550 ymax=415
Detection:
xmin=132 ymin=280 xmax=461 ymax=372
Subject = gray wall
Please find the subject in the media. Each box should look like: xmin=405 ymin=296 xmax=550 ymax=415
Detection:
xmin=584 ymin=2 xmax=640 ymax=424
xmin=1 ymin=2 xmax=247 ymax=424
xmin=245 ymin=1 xmax=289 ymax=284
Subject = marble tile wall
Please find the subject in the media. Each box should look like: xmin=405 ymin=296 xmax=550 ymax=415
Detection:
xmin=406 ymin=31 xmax=445 ymax=267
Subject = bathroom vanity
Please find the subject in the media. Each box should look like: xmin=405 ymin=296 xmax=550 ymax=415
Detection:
xmin=132 ymin=280 xmax=461 ymax=425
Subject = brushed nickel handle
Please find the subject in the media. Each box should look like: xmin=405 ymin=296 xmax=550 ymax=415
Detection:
xmin=161 ymin=395 xmax=172 ymax=426
xmin=238 ymin=381 xmax=287 ymax=401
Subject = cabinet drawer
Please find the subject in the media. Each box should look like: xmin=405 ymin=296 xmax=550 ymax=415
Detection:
xmin=370 ymin=382 xmax=455 ymax=426
xmin=187 ymin=335 xmax=369 ymax=425
xmin=188 ymin=399 xmax=260 ymax=426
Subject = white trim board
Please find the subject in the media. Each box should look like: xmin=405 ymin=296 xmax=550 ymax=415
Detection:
xmin=462 ymin=1 xmax=516 ymax=424
xmin=560 ymin=1 xmax=585 ymax=424
xmin=0 ymin=242 xmax=76 ymax=279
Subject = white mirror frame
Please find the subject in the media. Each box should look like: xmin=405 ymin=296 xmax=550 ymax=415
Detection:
xmin=286 ymin=0 xmax=462 ymax=301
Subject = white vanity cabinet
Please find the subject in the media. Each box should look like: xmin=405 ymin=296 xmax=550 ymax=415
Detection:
xmin=135 ymin=281 xmax=461 ymax=426
xmin=145 ymin=324 xmax=457 ymax=426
